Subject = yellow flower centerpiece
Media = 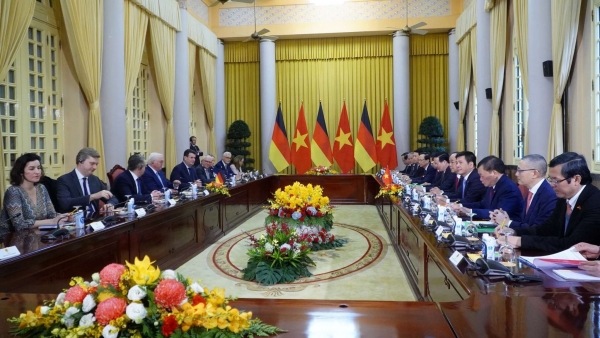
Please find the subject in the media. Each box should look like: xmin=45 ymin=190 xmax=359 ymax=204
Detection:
xmin=8 ymin=256 xmax=284 ymax=337
xmin=205 ymin=182 xmax=230 ymax=196
xmin=375 ymin=183 xmax=404 ymax=202
xmin=305 ymin=166 xmax=339 ymax=175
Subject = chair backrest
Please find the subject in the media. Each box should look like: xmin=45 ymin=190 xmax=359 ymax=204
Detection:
xmin=39 ymin=175 xmax=59 ymax=209
xmin=107 ymin=164 xmax=126 ymax=189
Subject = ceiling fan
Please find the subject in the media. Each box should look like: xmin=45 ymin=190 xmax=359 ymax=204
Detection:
xmin=388 ymin=3 xmax=428 ymax=35
xmin=209 ymin=0 xmax=254 ymax=7
xmin=242 ymin=1 xmax=278 ymax=42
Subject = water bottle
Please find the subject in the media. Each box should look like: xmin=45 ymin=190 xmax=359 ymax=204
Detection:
xmin=191 ymin=183 xmax=197 ymax=197
xmin=127 ymin=198 xmax=134 ymax=214
xmin=231 ymin=176 xmax=236 ymax=187
xmin=486 ymin=236 xmax=495 ymax=260
xmin=75 ymin=210 xmax=84 ymax=228
xmin=481 ymin=234 xmax=489 ymax=257
xmin=453 ymin=219 xmax=462 ymax=236
xmin=164 ymin=189 xmax=171 ymax=202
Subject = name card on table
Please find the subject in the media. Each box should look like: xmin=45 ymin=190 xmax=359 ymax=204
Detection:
xmin=449 ymin=250 xmax=464 ymax=267
xmin=89 ymin=221 xmax=105 ymax=231
xmin=167 ymin=199 xmax=176 ymax=206
xmin=435 ymin=225 xmax=444 ymax=237
xmin=135 ymin=208 xmax=147 ymax=217
xmin=0 ymin=246 xmax=21 ymax=260
xmin=424 ymin=214 xmax=432 ymax=224
xmin=203 ymin=190 xmax=210 ymax=196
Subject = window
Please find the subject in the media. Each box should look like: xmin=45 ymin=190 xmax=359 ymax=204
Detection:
xmin=0 ymin=3 xmax=63 ymax=179
xmin=129 ymin=64 xmax=149 ymax=158
xmin=514 ymin=55 xmax=526 ymax=161
xmin=593 ymin=1 xmax=600 ymax=171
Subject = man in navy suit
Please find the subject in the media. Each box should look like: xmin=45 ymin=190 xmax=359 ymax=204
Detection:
xmin=498 ymin=152 xmax=600 ymax=253
xmin=491 ymin=154 xmax=557 ymax=228
xmin=141 ymin=152 xmax=180 ymax=193
xmin=56 ymin=147 xmax=118 ymax=213
xmin=170 ymin=149 xmax=202 ymax=190
xmin=112 ymin=154 xmax=162 ymax=204
xmin=399 ymin=152 xmax=410 ymax=174
xmin=409 ymin=153 xmax=437 ymax=184
xmin=456 ymin=156 xmax=523 ymax=220
xmin=196 ymin=154 xmax=217 ymax=185
xmin=443 ymin=151 xmax=486 ymax=203
xmin=427 ymin=152 xmax=455 ymax=191
xmin=213 ymin=151 xmax=235 ymax=180
xmin=431 ymin=152 xmax=460 ymax=196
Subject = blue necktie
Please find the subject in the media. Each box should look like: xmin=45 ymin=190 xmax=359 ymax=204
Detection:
xmin=461 ymin=178 xmax=466 ymax=199
xmin=155 ymin=171 xmax=164 ymax=188
xmin=82 ymin=177 xmax=94 ymax=214
xmin=136 ymin=178 xmax=142 ymax=195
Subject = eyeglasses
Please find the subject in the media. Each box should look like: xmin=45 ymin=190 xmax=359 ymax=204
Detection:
xmin=546 ymin=177 xmax=570 ymax=185
xmin=516 ymin=168 xmax=536 ymax=173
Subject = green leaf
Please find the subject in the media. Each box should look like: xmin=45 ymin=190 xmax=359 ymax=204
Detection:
xmin=255 ymin=262 xmax=283 ymax=285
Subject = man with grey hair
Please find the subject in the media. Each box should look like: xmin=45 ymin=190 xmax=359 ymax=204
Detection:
xmin=491 ymin=154 xmax=557 ymax=229
xmin=213 ymin=151 xmax=235 ymax=180
xmin=112 ymin=154 xmax=162 ymax=203
xmin=197 ymin=154 xmax=216 ymax=185
xmin=141 ymin=152 xmax=180 ymax=192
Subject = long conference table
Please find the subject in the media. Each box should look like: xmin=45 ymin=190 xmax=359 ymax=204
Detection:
xmin=1 ymin=175 xmax=600 ymax=337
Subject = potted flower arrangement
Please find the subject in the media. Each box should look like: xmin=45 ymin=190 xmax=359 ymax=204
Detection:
xmin=305 ymin=166 xmax=339 ymax=175
xmin=205 ymin=182 xmax=230 ymax=196
xmin=242 ymin=223 xmax=315 ymax=285
xmin=8 ymin=256 xmax=283 ymax=337
xmin=375 ymin=183 xmax=404 ymax=203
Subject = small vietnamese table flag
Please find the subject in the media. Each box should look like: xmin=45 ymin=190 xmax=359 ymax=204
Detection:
xmin=333 ymin=102 xmax=354 ymax=173
xmin=376 ymin=100 xmax=398 ymax=169
xmin=269 ymin=103 xmax=292 ymax=172
xmin=311 ymin=102 xmax=333 ymax=166
xmin=382 ymin=166 xmax=392 ymax=185
xmin=354 ymin=101 xmax=378 ymax=172
xmin=291 ymin=103 xmax=312 ymax=174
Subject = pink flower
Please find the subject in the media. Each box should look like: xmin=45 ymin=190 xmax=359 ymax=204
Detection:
xmin=154 ymin=279 xmax=186 ymax=309
xmin=95 ymin=297 xmax=127 ymax=325
xmin=64 ymin=285 xmax=87 ymax=304
xmin=99 ymin=263 xmax=126 ymax=288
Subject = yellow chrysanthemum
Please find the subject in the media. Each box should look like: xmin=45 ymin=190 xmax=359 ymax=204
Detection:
xmin=125 ymin=256 xmax=161 ymax=285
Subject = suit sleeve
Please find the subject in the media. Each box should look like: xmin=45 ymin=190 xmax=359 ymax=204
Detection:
xmin=510 ymin=187 xmax=557 ymax=228
xmin=56 ymin=175 xmax=91 ymax=212
xmin=463 ymin=178 xmax=486 ymax=203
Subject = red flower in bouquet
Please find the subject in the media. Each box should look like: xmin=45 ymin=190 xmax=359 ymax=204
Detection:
xmin=162 ymin=315 xmax=178 ymax=336
xmin=64 ymin=285 xmax=87 ymax=304
xmin=192 ymin=294 xmax=206 ymax=306
xmin=95 ymin=297 xmax=127 ymax=325
xmin=154 ymin=279 xmax=186 ymax=308
xmin=99 ymin=263 xmax=126 ymax=288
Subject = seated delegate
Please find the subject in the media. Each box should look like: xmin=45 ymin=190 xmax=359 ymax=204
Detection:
xmin=0 ymin=153 xmax=71 ymax=235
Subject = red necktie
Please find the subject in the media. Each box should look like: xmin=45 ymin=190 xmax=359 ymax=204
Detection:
xmin=566 ymin=201 xmax=572 ymax=215
xmin=525 ymin=191 xmax=533 ymax=214
xmin=454 ymin=177 xmax=459 ymax=190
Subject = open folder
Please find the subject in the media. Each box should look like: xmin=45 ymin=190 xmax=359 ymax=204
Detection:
xmin=519 ymin=247 xmax=587 ymax=269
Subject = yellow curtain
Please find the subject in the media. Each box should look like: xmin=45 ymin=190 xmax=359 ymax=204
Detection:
xmin=275 ymin=36 xmax=393 ymax=174
xmin=124 ymin=0 xmax=148 ymax=157
xmin=224 ymin=42 xmax=261 ymax=172
xmin=410 ymin=34 xmax=449 ymax=151
xmin=457 ymin=34 xmax=472 ymax=151
xmin=513 ymin=0 xmax=529 ymax=154
xmin=488 ymin=0 xmax=507 ymax=156
xmin=198 ymin=48 xmax=217 ymax=157
xmin=0 ymin=0 xmax=35 ymax=196
xmin=148 ymin=17 xmax=176 ymax=176
xmin=548 ymin=0 xmax=581 ymax=160
xmin=60 ymin=0 xmax=106 ymax=179
xmin=188 ymin=42 xmax=196 ymax=137
xmin=470 ymin=27 xmax=477 ymax=91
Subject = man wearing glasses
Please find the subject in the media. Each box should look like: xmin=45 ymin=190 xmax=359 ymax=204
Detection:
xmin=213 ymin=151 xmax=235 ymax=180
xmin=491 ymin=154 xmax=557 ymax=228
xmin=496 ymin=152 xmax=600 ymax=253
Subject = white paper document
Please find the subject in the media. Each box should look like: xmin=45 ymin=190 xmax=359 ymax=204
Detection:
xmin=552 ymin=269 xmax=600 ymax=282
xmin=519 ymin=247 xmax=587 ymax=269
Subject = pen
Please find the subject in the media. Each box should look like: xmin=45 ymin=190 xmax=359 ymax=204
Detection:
xmin=499 ymin=218 xmax=506 ymax=230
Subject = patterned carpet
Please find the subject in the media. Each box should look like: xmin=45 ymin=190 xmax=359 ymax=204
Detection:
xmin=177 ymin=205 xmax=415 ymax=301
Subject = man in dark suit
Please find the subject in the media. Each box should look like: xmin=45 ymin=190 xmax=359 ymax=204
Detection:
xmin=189 ymin=136 xmax=202 ymax=168
xmin=431 ymin=152 xmax=460 ymax=196
xmin=458 ymin=156 xmax=524 ymax=220
xmin=197 ymin=154 xmax=217 ymax=185
xmin=491 ymin=154 xmax=557 ymax=228
xmin=498 ymin=152 xmax=600 ymax=253
xmin=213 ymin=151 xmax=235 ymax=180
xmin=56 ymin=147 xmax=118 ymax=214
xmin=399 ymin=152 xmax=410 ymax=174
xmin=443 ymin=151 xmax=486 ymax=203
xmin=410 ymin=153 xmax=437 ymax=184
xmin=112 ymin=154 xmax=162 ymax=204
xmin=427 ymin=152 xmax=455 ymax=192
xmin=170 ymin=149 xmax=202 ymax=190
xmin=140 ymin=152 xmax=180 ymax=193
xmin=408 ymin=152 xmax=421 ymax=177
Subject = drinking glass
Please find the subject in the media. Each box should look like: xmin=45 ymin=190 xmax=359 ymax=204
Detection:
xmin=498 ymin=228 xmax=516 ymax=265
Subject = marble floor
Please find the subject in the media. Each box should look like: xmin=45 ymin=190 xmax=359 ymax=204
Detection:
xmin=177 ymin=205 xmax=415 ymax=301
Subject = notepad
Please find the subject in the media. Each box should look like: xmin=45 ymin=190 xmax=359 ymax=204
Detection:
xmin=553 ymin=269 xmax=600 ymax=281
xmin=519 ymin=247 xmax=587 ymax=269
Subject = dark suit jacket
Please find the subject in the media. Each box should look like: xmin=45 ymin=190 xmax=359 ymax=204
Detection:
xmin=197 ymin=166 xmax=216 ymax=185
xmin=56 ymin=170 xmax=118 ymax=213
xmin=410 ymin=165 xmax=423 ymax=178
xmin=412 ymin=165 xmax=437 ymax=184
xmin=515 ymin=184 xmax=600 ymax=253
xmin=509 ymin=180 xmax=557 ymax=229
xmin=170 ymin=162 xmax=198 ymax=190
xmin=213 ymin=160 xmax=234 ymax=179
xmin=141 ymin=166 xmax=173 ymax=192
xmin=445 ymin=170 xmax=486 ymax=203
xmin=190 ymin=144 xmax=202 ymax=167
xmin=111 ymin=170 xmax=153 ymax=204
xmin=462 ymin=174 xmax=524 ymax=221
xmin=427 ymin=167 xmax=455 ymax=192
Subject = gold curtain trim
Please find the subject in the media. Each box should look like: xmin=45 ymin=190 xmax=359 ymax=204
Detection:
xmin=224 ymin=41 xmax=260 ymax=63
xmin=130 ymin=0 xmax=180 ymax=31
xmin=187 ymin=11 xmax=218 ymax=57
xmin=409 ymin=34 xmax=449 ymax=56
xmin=456 ymin=0 xmax=477 ymax=43
xmin=275 ymin=36 xmax=393 ymax=61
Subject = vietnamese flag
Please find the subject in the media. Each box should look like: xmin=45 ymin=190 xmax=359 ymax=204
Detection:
xmin=354 ymin=102 xmax=378 ymax=172
xmin=376 ymin=101 xmax=398 ymax=169
xmin=268 ymin=103 xmax=292 ymax=172
xmin=382 ymin=166 xmax=392 ymax=185
xmin=333 ymin=102 xmax=354 ymax=173
xmin=311 ymin=102 xmax=333 ymax=166
xmin=291 ymin=103 xmax=312 ymax=174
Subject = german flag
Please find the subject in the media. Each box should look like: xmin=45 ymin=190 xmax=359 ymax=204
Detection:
xmin=311 ymin=102 xmax=333 ymax=166
xmin=354 ymin=102 xmax=377 ymax=172
xmin=215 ymin=172 xmax=224 ymax=185
xmin=268 ymin=103 xmax=291 ymax=172
xmin=376 ymin=101 xmax=398 ymax=169
xmin=291 ymin=103 xmax=311 ymax=174
xmin=333 ymin=102 xmax=354 ymax=173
